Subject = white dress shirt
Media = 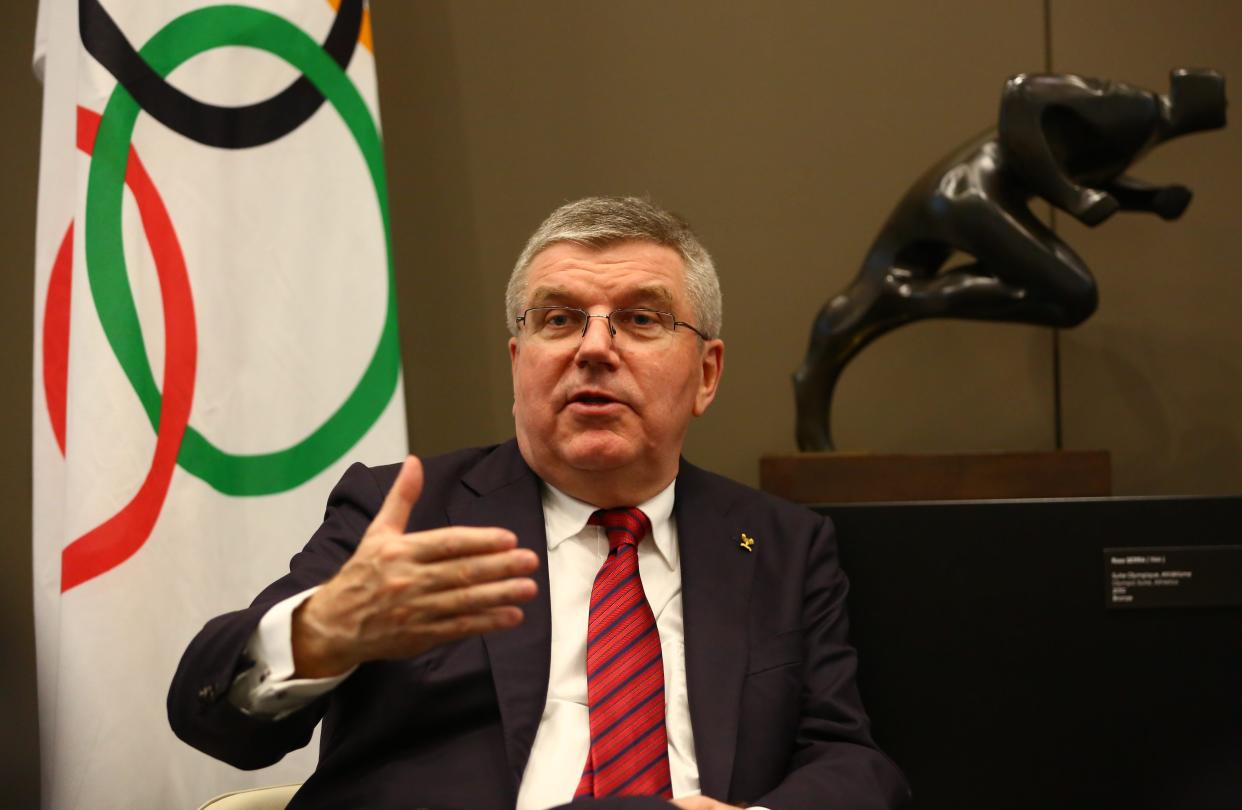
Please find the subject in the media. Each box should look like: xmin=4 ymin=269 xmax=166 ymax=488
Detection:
xmin=516 ymin=480 xmax=700 ymax=809
xmin=230 ymin=479 xmax=706 ymax=808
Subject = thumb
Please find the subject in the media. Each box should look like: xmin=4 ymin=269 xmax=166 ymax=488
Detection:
xmin=371 ymin=455 xmax=424 ymax=534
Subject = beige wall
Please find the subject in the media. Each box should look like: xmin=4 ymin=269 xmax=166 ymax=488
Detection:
xmin=3 ymin=1 xmax=1239 ymax=802
xmin=384 ymin=0 xmax=1056 ymax=483
xmin=1051 ymin=1 xmax=1242 ymax=494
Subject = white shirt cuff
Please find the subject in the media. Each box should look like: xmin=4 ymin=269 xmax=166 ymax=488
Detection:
xmin=227 ymin=587 xmax=355 ymax=719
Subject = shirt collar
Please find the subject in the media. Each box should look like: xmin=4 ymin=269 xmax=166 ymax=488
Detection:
xmin=542 ymin=478 xmax=678 ymax=570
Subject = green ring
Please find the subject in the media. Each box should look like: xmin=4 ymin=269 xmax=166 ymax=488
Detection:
xmin=85 ymin=4 xmax=400 ymax=496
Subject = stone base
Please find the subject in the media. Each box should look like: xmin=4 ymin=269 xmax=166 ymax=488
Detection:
xmin=759 ymin=450 xmax=1111 ymax=504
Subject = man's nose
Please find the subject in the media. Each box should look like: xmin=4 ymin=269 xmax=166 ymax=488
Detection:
xmin=575 ymin=314 xmax=618 ymax=363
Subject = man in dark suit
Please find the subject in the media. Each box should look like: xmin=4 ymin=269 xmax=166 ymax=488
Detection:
xmin=169 ymin=197 xmax=909 ymax=809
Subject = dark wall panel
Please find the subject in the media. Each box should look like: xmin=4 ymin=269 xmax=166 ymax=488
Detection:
xmin=829 ymin=496 xmax=1242 ymax=810
xmin=0 ymin=3 xmax=41 ymax=808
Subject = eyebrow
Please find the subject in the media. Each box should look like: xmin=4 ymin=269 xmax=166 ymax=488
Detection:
xmin=627 ymin=285 xmax=676 ymax=311
xmin=525 ymin=284 xmax=678 ymax=311
xmin=527 ymin=286 xmax=573 ymax=307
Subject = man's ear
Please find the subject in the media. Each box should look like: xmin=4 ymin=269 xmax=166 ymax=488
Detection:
xmin=509 ymin=337 xmax=520 ymax=412
xmin=692 ymin=339 xmax=725 ymax=417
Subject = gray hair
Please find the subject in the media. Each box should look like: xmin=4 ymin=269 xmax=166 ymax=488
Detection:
xmin=505 ymin=196 xmax=722 ymax=339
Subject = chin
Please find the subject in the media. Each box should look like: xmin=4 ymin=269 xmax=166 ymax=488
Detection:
xmin=557 ymin=432 xmax=640 ymax=472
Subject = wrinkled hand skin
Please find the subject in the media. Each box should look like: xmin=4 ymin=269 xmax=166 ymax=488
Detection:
xmin=291 ymin=456 xmax=540 ymax=678
xmin=670 ymin=796 xmax=743 ymax=810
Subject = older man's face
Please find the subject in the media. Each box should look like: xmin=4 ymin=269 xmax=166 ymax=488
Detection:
xmin=509 ymin=240 xmax=724 ymax=503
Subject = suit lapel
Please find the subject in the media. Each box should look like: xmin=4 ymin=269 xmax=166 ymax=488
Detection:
xmin=448 ymin=442 xmax=552 ymax=792
xmin=676 ymin=461 xmax=755 ymax=800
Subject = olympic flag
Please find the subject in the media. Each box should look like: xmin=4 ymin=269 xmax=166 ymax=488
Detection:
xmin=32 ymin=1 xmax=405 ymax=807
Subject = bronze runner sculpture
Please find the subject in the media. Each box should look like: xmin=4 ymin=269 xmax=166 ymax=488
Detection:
xmin=793 ymin=69 xmax=1226 ymax=451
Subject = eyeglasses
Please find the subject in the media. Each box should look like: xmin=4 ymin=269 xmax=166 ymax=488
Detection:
xmin=516 ymin=306 xmax=709 ymax=344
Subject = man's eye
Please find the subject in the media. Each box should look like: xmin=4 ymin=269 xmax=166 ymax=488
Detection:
xmin=540 ymin=309 xmax=579 ymax=331
xmin=620 ymin=310 xmax=663 ymax=330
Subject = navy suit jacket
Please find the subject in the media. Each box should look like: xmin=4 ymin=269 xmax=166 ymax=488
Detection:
xmin=168 ymin=440 xmax=909 ymax=809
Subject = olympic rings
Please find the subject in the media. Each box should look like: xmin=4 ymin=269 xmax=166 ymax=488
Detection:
xmin=79 ymin=0 xmax=364 ymax=148
xmin=54 ymin=3 xmax=398 ymax=590
xmin=86 ymin=4 xmax=399 ymax=497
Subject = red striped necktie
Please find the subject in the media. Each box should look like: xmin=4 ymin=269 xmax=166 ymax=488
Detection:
xmin=574 ymin=507 xmax=673 ymax=799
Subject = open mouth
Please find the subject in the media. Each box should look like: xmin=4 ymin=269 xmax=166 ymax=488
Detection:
xmin=569 ymin=391 xmax=622 ymax=408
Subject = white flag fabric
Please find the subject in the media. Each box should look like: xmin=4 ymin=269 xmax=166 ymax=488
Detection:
xmin=31 ymin=2 xmax=405 ymax=807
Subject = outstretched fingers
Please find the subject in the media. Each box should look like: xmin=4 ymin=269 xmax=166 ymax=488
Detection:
xmin=407 ymin=526 xmax=521 ymax=563
xmin=410 ymin=543 xmax=539 ymax=594
xmin=410 ymin=577 xmax=538 ymax=623
xmin=417 ymin=606 xmax=527 ymax=646
xmin=307 ymin=456 xmax=544 ymax=667
xmin=370 ymin=455 xmax=424 ymax=534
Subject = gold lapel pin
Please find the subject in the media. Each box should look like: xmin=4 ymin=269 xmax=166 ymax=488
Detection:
xmin=739 ymin=533 xmax=755 ymax=552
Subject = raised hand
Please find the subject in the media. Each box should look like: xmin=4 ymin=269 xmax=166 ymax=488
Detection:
xmin=291 ymin=456 xmax=539 ymax=678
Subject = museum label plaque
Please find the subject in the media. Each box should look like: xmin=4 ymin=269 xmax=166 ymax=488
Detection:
xmin=1104 ymin=545 xmax=1242 ymax=609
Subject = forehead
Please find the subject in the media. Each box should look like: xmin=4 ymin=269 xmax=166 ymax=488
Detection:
xmin=524 ymin=240 xmax=688 ymax=307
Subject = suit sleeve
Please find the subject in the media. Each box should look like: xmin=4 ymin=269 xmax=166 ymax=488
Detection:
xmin=166 ymin=462 xmax=387 ymax=769
xmin=752 ymin=515 xmax=911 ymax=810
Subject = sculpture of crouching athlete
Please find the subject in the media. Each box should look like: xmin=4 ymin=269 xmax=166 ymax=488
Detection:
xmin=793 ymin=69 xmax=1226 ymax=451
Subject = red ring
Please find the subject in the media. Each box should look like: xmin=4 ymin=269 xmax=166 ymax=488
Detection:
xmin=46 ymin=106 xmax=198 ymax=593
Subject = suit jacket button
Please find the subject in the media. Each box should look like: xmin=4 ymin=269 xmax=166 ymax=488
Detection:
xmin=197 ymin=685 xmax=216 ymax=703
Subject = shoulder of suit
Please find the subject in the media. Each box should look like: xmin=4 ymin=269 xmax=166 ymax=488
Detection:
xmin=678 ymin=458 xmax=829 ymax=529
xmin=357 ymin=442 xmax=512 ymax=491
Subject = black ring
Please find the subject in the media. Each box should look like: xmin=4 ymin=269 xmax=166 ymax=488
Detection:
xmin=78 ymin=0 xmax=364 ymax=149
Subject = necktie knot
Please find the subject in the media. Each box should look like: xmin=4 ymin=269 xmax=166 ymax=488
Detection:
xmin=588 ymin=507 xmax=651 ymax=552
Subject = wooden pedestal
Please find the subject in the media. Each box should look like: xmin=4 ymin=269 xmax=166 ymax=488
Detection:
xmin=759 ymin=450 xmax=1111 ymax=504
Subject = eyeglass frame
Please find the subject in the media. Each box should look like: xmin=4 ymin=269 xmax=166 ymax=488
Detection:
xmin=515 ymin=306 xmax=711 ymax=342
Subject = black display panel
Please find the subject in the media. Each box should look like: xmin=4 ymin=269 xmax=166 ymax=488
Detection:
xmin=822 ymin=496 xmax=1242 ymax=810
